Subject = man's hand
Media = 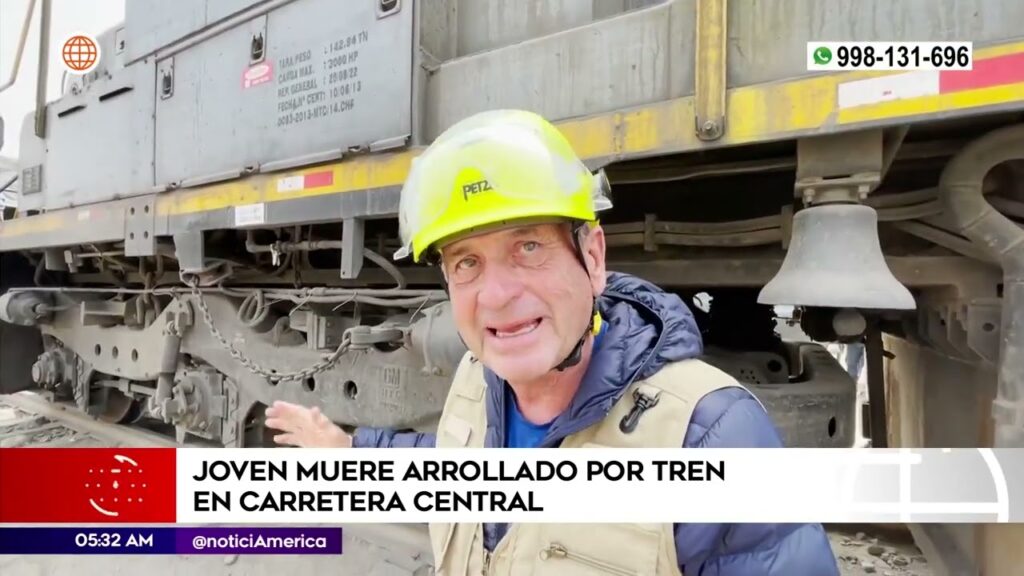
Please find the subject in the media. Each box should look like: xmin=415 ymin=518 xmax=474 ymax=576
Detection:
xmin=264 ymin=401 xmax=353 ymax=448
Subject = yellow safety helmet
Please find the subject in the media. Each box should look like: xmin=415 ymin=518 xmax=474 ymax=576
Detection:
xmin=394 ymin=109 xmax=612 ymax=263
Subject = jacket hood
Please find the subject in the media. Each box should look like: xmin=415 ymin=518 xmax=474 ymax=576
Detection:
xmin=600 ymin=271 xmax=704 ymax=380
xmin=482 ymin=271 xmax=704 ymax=446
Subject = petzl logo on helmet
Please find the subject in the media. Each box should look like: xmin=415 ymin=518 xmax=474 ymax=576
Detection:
xmin=462 ymin=179 xmax=492 ymax=201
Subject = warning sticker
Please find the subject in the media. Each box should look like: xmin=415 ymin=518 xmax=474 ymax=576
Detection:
xmin=276 ymin=176 xmax=304 ymax=193
xmin=242 ymin=62 xmax=273 ymax=89
xmin=234 ymin=203 xmax=266 ymax=227
xmin=837 ymin=71 xmax=939 ymax=109
xmin=276 ymin=171 xmax=335 ymax=193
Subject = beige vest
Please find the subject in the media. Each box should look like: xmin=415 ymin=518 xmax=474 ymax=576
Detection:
xmin=429 ymin=352 xmax=745 ymax=576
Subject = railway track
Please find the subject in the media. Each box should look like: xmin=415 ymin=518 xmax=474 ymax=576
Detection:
xmin=0 ymin=392 xmax=930 ymax=576
xmin=0 ymin=392 xmax=177 ymax=448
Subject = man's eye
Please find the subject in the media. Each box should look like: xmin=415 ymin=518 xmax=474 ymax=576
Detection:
xmin=455 ymin=257 xmax=478 ymax=271
xmin=521 ymin=241 xmax=540 ymax=253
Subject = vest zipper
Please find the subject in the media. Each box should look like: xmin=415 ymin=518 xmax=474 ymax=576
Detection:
xmin=539 ymin=543 xmax=638 ymax=576
xmin=481 ymin=550 xmax=492 ymax=575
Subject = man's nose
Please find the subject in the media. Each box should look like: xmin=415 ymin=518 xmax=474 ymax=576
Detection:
xmin=475 ymin=262 xmax=523 ymax=310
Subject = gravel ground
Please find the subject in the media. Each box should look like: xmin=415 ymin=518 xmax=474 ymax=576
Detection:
xmin=829 ymin=526 xmax=933 ymax=576
xmin=0 ymin=406 xmax=105 ymax=448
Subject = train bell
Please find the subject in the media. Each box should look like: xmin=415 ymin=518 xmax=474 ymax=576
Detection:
xmin=758 ymin=203 xmax=916 ymax=309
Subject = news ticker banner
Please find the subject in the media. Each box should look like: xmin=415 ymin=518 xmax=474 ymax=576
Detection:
xmin=1 ymin=448 xmax=1023 ymax=525
xmin=0 ymin=527 xmax=342 ymax=555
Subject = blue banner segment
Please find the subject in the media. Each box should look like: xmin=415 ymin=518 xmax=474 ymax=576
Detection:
xmin=0 ymin=527 xmax=343 ymax=555
xmin=176 ymin=527 xmax=343 ymax=554
xmin=0 ymin=527 xmax=175 ymax=554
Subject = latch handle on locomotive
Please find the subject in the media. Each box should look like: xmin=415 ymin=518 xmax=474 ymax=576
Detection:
xmin=346 ymin=323 xmax=405 ymax=350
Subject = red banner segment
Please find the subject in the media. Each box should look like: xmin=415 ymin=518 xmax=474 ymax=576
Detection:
xmin=0 ymin=448 xmax=176 ymax=523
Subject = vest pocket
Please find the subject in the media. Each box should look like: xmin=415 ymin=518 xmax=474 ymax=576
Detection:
xmin=530 ymin=523 xmax=663 ymax=575
xmin=537 ymin=543 xmax=640 ymax=576
xmin=442 ymin=415 xmax=473 ymax=446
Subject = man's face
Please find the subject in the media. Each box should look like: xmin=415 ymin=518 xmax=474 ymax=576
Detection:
xmin=440 ymin=222 xmax=607 ymax=384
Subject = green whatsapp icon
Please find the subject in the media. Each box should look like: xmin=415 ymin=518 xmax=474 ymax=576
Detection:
xmin=813 ymin=46 xmax=833 ymax=65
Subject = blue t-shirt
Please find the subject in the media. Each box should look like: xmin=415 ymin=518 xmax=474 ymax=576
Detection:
xmin=504 ymin=320 xmax=607 ymax=448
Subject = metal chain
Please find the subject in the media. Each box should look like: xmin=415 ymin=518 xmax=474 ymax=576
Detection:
xmin=183 ymin=276 xmax=351 ymax=383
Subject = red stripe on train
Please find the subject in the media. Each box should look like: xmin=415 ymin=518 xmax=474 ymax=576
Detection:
xmin=940 ymin=52 xmax=1024 ymax=94
xmin=303 ymin=171 xmax=335 ymax=188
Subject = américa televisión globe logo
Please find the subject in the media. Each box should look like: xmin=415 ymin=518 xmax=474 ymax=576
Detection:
xmin=61 ymin=33 xmax=100 ymax=74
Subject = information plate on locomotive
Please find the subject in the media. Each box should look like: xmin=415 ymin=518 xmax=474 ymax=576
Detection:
xmin=154 ymin=0 xmax=412 ymax=189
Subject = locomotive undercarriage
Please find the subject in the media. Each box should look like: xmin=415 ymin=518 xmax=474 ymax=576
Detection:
xmin=2 ymin=122 xmax=1021 ymax=453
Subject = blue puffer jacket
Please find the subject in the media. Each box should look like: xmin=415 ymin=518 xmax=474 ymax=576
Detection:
xmin=354 ymin=272 xmax=840 ymax=575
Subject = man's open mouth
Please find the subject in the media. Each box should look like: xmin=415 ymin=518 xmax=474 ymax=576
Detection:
xmin=488 ymin=318 xmax=542 ymax=339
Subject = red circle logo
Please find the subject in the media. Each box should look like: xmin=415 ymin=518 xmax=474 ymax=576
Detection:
xmin=62 ymin=35 xmax=99 ymax=72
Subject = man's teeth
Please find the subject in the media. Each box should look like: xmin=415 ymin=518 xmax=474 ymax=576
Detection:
xmin=495 ymin=320 xmax=540 ymax=338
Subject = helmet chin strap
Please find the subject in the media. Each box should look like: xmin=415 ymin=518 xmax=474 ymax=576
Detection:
xmin=552 ymin=304 xmax=597 ymax=371
xmin=553 ymin=221 xmax=597 ymax=372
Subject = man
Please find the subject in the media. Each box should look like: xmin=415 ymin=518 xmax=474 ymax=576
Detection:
xmin=266 ymin=110 xmax=839 ymax=575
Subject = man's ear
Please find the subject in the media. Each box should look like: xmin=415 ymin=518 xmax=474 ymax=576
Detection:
xmin=583 ymin=224 xmax=607 ymax=295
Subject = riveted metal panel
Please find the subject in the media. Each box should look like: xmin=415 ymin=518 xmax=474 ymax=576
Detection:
xmin=154 ymin=0 xmax=413 ymax=189
xmin=124 ymin=0 xmax=208 ymax=61
xmin=22 ymin=62 xmax=155 ymax=212
xmin=124 ymin=0 xmax=270 ymax=62
xmin=453 ymin=0 xmax=664 ymax=57
xmin=123 ymin=196 xmax=158 ymax=257
xmin=206 ymin=0 xmax=271 ymax=25
xmin=425 ymin=0 xmax=682 ymax=139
